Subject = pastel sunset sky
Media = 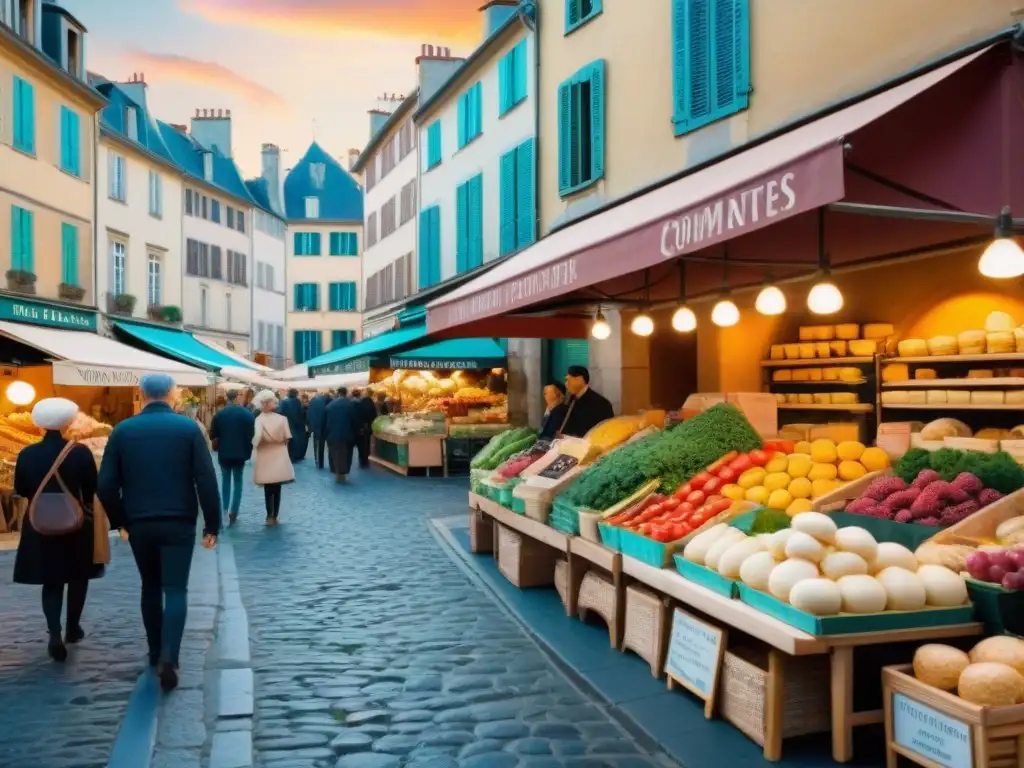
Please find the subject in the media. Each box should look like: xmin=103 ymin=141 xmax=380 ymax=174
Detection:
xmin=63 ymin=0 xmax=485 ymax=178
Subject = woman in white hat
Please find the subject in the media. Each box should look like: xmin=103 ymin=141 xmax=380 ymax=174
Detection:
xmin=250 ymin=389 xmax=294 ymax=525
xmin=12 ymin=397 xmax=104 ymax=661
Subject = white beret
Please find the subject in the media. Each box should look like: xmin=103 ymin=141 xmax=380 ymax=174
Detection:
xmin=31 ymin=397 xmax=79 ymax=430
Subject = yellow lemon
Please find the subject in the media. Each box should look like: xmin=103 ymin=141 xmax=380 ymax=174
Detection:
xmin=860 ymin=446 xmax=891 ymax=472
xmin=786 ymin=454 xmax=813 ymax=478
xmin=767 ymin=489 xmax=793 ymax=511
xmin=795 ymin=440 xmax=813 ymax=455
xmin=738 ymin=467 xmax=767 ymax=489
xmin=786 ymin=498 xmax=814 ymax=517
xmin=722 ymin=483 xmax=746 ymax=501
xmin=838 ymin=460 xmax=867 ymax=482
xmin=765 ymin=454 xmax=789 ymax=474
xmin=836 ymin=441 xmax=866 ymax=462
xmin=787 ymin=477 xmax=812 ymax=499
xmin=808 ymin=462 xmax=839 ymax=482
xmin=811 ymin=478 xmax=840 ymax=498
xmin=764 ymin=472 xmax=791 ymax=492
xmin=744 ymin=485 xmax=769 ymax=504
xmin=810 ymin=439 xmax=838 ymax=464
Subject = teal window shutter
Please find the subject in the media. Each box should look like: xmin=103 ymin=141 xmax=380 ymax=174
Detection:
xmin=293 ymin=232 xmax=304 ymax=255
xmin=418 ymin=208 xmax=433 ymax=288
xmin=293 ymin=282 xmax=302 ymax=308
xmin=565 ymin=0 xmax=602 ymax=34
xmin=558 ymin=61 xmax=606 ymax=197
xmin=588 ymin=60 xmax=606 ymax=182
xmin=426 ymin=121 xmax=442 ymax=169
xmin=516 ymin=138 xmax=536 ymax=248
xmin=332 ymin=330 xmax=353 ymax=350
xmin=457 ymin=94 xmax=467 ymax=148
xmin=456 ymin=181 xmax=468 ymax=273
xmin=13 ymin=77 xmax=35 ymax=154
xmin=468 ymin=174 xmax=483 ymax=269
xmin=60 ymin=222 xmax=78 ymax=284
xmin=11 ymin=206 xmax=33 ymax=272
xmin=557 ymin=79 xmax=572 ymax=195
xmin=329 ymin=282 xmax=339 ymax=310
xmin=310 ymin=233 xmax=321 ymax=255
xmin=498 ymin=53 xmax=510 ymax=114
xmin=329 ymin=232 xmax=340 ymax=255
xmin=513 ymin=40 xmax=528 ymax=105
xmin=60 ymin=106 xmax=80 ymax=175
xmin=348 ymin=233 xmax=357 ymax=254
xmin=499 ymin=148 xmax=516 ymax=256
xmin=347 ymin=282 xmax=357 ymax=309
xmin=472 ymin=83 xmax=482 ymax=139
xmin=10 ymin=207 xmax=21 ymax=271
xmin=430 ymin=206 xmax=441 ymax=285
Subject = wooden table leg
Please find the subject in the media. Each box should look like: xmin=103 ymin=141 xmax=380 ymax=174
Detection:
xmin=882 ymin=679 xmax=897 ymax=768
xmin=763 ymin=650 xmax=784 ymax=761
xmin=613 ymin=571 xmax=626 ymax=654
xmin=830 ymin=645 xmax=855 ymax=763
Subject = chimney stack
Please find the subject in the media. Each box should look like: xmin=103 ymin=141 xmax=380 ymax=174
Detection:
xmin=190 ymin=107 xmax=233 ymax=157
xmin=260 ymin=143 xmax=283 ymax=216
xmin=480 ymin=0 xmax=519 ymax=39
xmin=417 ymin=43 xmax=465 ymax=102
xmin=118 ymin=71 xmax=149 ymax=114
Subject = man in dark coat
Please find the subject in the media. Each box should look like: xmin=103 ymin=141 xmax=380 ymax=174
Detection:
xmin=560 ymin=365 xmax=615 ymax=438
xmin=306 ymin=391 xmax=331 ymax=470
xmin=209 ymin=390 xmax=256 ymax=525
xmin=357 ymin=390 xmax=378 ymax=467
xmin=98 ymin=373 xmax=221 ymax=692
xmin=323 ymin=386 xmax=360 ymax=483
xmin=277 ymin=389 xmax=307 ymax=462
xmin=375 ymin=393 xmax=390 ymax=416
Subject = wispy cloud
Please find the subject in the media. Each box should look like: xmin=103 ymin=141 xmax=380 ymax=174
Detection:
xmin=179 ymin=0 xmax=482 ymax=44
xmin=129 ymin=51 xmax=288 ymax=108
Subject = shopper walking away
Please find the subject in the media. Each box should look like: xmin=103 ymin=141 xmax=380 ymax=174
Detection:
xmin=351 ymin=388 xmax=375 ymax=468
xmin=251 ymin=390 xmax=294 ymax=525
xmin=324 ymin=386 xmax=360 ymax=483
xmin=209 ymin=390 xmax=256 ymax=525
xmin=560 ymin=365 xmax=615 ymax=437
xmin=98 ymin=373 xmax=221 ymax=692
xmin=13 ymin=398 xmax=106 ymax=662
xmin=306 ymin=390 xmax=331 ymax=470
xmin=538 ymin=382 xmax=569 ymax=440
xmin=277 ymin=389 xmax=306 ymax=462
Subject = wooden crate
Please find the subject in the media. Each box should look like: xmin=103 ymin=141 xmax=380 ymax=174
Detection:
xmin=621 ymin=585 xmax=669 ymax=678
xmin=883 ymin=664 xmax=1024 ymax=768
xmin=470 ymin=508 xmax=493 ymax=554
xmin=496 ymin=524 xmax=556 ymax=588
xmin=927 ymin=486 xmax=1024 ymax=544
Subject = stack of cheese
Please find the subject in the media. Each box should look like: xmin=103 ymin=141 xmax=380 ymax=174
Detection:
xmin=775 ymin=393 xmax=860 ymax=406
xmin=768 ymin=323 xmax=894 ymax=361
xmin=881 ymin=389 xmax=1016 ymax=406
xmin=898 ymin=311 xmax=1022 ymax=359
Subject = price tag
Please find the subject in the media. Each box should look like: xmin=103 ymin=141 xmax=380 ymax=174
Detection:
xmin=876 ymin=422 xmax=912 ymax=461
xmin=664 ymin=607 xmax=726 ymax=718
xmin=892 ymin=693 xmax=972 ymax=768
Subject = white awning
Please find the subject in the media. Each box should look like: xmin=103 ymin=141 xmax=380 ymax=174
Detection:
xmin=218 ymin=366 xmax=369 ymax=391
xmin=267 ymin=363 xmax=310 ymax=381
xmin=0 ymin=321 xmax=212 ymax=387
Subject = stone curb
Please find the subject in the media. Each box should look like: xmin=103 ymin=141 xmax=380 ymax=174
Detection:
xmin=106 ymin=668 xmax=161 ymax=768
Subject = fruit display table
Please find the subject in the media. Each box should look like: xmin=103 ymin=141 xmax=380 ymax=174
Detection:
xmin=370 ymin=434 xmax=446 ymax=476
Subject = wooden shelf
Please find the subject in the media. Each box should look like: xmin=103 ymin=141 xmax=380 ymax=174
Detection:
xmin=771 ymin=380 xmax=868 ymax=387
xmin=880 ymin=403 xmax=1024 ymax=411
xmin=777 ymin=403 xmax=874 ymax=412
xmin=883 ymin=352 xmax=1024 ymax=364
xmin=760 ymin=357 xmax=874 ymax=368
xmin=882 ymin=377 xmax=1024 ymax=388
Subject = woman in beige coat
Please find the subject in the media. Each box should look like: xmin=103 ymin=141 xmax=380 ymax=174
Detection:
xmin=251 ymin=390 xmax=294 ymax=526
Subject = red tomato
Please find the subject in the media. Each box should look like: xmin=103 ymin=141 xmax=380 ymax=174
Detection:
xmin=686 ymin=490 xmax=706 ymax=506
xmin=710 ymin=498 xmax=733 ymax=515
xmin=729 ymin=455 xmax=754 ymax=474
xmin=703 ymin=477 xmax=723 ymax=495
xmin=705 ymin=495 xmax=724 ymax=505
xmin=748 ymin=449 xmax=770 ymax=467
xmin=689 ymin=472 xmax=712 ymax=490
xmin=668 ymin=524 xmax=685 ymax=540
xmin=677 ymin=501 xmax=695 ymax=517
xmin=765 ymin=440 xmax=795 ymax=454
xmin=673 ymin=483 xmax=692 ymax=499
xmin=716 ymin=467 xmax=737 ymax=483
xmin=663 ymin=497 xmax=680 ymax=510
xmin=706 ymin=451 xmax=738 ymax=473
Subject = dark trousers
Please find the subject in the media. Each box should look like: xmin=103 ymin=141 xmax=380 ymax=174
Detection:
xmin=328 ymin=441 xmax=353 ymax=479
xmin=313 ymin=434 xmax=327 ymax=470
xmin=127 ymin=519 xmax=195 ymax=667
xmin=263 ymin=483 xmax=282 ymax=519
xmin=41 ymin=582 xmax=88 ymax=636
xmin=356 ymin=430 xmax=370 ymax=467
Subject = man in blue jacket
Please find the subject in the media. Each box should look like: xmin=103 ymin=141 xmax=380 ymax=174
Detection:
xmin=323 ymin=386 xmax=360 ymax=483
xmin=277 ymin=389 xmax=307 ymax=462
xmin=98 ymin=373 xmax=221 ymax=692
xmin=209 ymin=389 xmax=255 ymax=525
xmin=306 ymin=391 xmax=331 ymax=470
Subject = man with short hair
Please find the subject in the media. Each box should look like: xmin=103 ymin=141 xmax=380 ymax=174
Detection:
xmin=209 ymin=389 xmax=256 ymax=525
xmin=350 ymin=388 xmax=377 ymax=468
xmin=323 ymin=386 xmax=360 ymax=482
xmin=560 ymin=365 xmax=614 ymax=437
xmin=98 ymin=373 xmax=221 ymax=692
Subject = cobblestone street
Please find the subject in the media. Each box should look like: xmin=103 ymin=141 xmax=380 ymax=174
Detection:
xmin=230 ymin=461 xmax=670 ymax=768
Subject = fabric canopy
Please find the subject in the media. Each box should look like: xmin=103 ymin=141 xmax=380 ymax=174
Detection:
xmin=383 ymin=338 xmax=506 ymax=370
xmin=306 ymin=323 xmax=428 ymax=376
xmin=113 ymin=322 xmax=263 ymax=372
xmin=0 ymin=320 xmax=211 ymax=387
xmin=218 ymin=366 xmax=369 ymax=391
xmin=195 ymin=335 xmax=272 ymax=371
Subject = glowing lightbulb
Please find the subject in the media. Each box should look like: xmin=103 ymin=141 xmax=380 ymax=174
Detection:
xmin=6 ymin=381 xmax=35 ymax=406
xmin=807 ymin=281 xmax=844 ymax=315
xmin=671 ymin=306 xmax=697 ymax=332
xmin=978 ymin=237 xmax=1024 ymax=279
xmin=591 ymin=313 xmax=611 ymax=340
xmin=711 ymin=299 xmax=739 ymax=327
xmin=755 ymin=285 xmax=786 ymax=316
xmin=630 ymin=313 xmax=654 ymax=337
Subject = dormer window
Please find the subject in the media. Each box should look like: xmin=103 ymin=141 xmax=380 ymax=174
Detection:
xmin=125 ymin=106 xmax=138 ymax=140
xmin=203 ymin=152 xmax=213 ymax=182
xmin=14 ymin=0 xmax=32 ymax=42
xmin=305 ymin=196 xmax=320 ymax=219
xmin=65 ymin=25 xmax=81 ymax=78
xmin=309 ymin=162 xmax=326 ymax=190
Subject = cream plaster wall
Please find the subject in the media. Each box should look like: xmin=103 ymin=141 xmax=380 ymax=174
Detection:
xmin=252 ymin=218 xmax=287 ymax=364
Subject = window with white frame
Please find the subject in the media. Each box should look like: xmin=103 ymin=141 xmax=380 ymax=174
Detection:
xmin=125 ymin=107 xmax=138 ymax=140
xmin=304 ymin=196 xmax=320 ymax=218
xmin=111 ymin=240 xmax=126 ymax=295
xmin=147 ymin=252 xmax=161 ymax=306
xmin=109 ymin=151 xmax=126 ymax=201
xmin=148 ymin=171 xmax=162 ymax=217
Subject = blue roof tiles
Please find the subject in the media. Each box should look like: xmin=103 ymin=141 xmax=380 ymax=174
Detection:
xmin=92 ymin=78 xmax=179 ymax=169
xmin=156 ymin=119 xmax=259 ymax=207
xmin=283 ymin=141 xmax=363 ymax=223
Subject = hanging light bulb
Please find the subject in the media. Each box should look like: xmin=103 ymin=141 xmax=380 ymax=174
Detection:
xmin=630 ymin=312 xmax=654 ymax=337
xmin=979 ymin=207 xmax=1024 ymax=279
xmin=711 ymin=299 xmax=739 ymax=327
xmin=672 ymin=306 xmax=696 ymax=332
xmin=755 ymin=284 xmax=786 ymax=316
xmin=807 ymin=280 xmax=844 ymax=315
xmin=6 ymin=381 xmax=35 ymax=406
xmin=591 ymin=311 xmax=611 ymax=340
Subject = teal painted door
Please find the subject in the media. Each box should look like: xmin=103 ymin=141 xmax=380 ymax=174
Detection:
xmin=546 ymin=339 xmax=589 ymax=384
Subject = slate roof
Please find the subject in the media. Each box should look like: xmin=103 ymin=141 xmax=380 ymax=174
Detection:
xmin=245 ymin=177 xmax=283 ymax=218
xmin=91 ymin=77 xmax=179 ymax=169
xmin=157 ymin=120 xmax=258 ymax=206
xmin=283 ymin=141 xmax=363 ymax=223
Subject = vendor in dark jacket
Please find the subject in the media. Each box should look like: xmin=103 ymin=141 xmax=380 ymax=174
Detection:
xmin=98 ymin=373 xmax=221 ymax=692
xmin=538 ymin=382 xmax=569 ymax=440
xmin=209 ymin=390 xmax=255 ymax=525
xmin=560 ymin=365 xmax=614 ymax=437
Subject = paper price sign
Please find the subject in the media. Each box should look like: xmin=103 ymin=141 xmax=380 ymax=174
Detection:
xmin=892 ymin=693 xmax=972 ymax=768
xmin=664 ymin=607 xmax=726 ymax=718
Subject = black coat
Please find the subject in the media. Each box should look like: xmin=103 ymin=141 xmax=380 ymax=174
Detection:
xmin=13 ymin=431 xmax=104 ymax=585
xmin=560 ymin=388 xmax=615 ymax=437
xmin=358 ymin=397 xmax=377 ymax=431
xmin=539 ymin=403 xmax=570 ymax=440
xmin=323 ymin=398 xmax=360 ymax=445
xmin=210 ymin=404 xmax=256 ymax=465
xmin=307 ymin=394 xmax=331 ymax=436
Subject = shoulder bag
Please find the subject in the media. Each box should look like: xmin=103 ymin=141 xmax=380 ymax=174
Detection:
xmin=29 ymin=441 xmax=85 ymax=536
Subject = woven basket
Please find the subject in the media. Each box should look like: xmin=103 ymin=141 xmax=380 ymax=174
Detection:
xmin=469 ymin=508 xmax=493 ymax=554
xmin=621 ymin=585 xmax=668 ymax=677
xmin=497 ymin=524 xmax=555 ymax=588
xmin=719 ymin=645 xmax=831 ymax=746
xmin=577 ymin=570 xmax=619 ymax=648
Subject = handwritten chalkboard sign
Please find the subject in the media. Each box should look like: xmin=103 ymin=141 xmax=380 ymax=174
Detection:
xmin=664 ymin=607 xmax=727 ymax=718
xmin=892 ymin=693 xmax=972 ymax=768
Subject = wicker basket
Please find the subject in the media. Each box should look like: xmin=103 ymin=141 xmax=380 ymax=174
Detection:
xmin=621 ymin=585 xmax=668 ymax=678
xmin=470 ymin=508 xmax=493 ymax=554
xmin=497 ymin=524 xmax=555 ymax=588
xmin=554 ymin=559 xmax=568 ymax=608
xmin=577 ymin=570 xmax=620 ymax=649
xmin=719 ymin=645 xmax=831 ymax=746
xmin=524 ymin=496 xmax=550 ymax=523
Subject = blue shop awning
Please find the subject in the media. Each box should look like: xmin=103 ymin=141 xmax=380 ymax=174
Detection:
xmin=306 ymin=323 xmax=428 ymax=376
xmin=382 ymin=338 xmax=506 ymax=370
xmin=113 ymin=322 xmax=261 ymax=372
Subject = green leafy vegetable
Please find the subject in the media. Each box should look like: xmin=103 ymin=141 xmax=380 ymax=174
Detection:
xmin=894 ymin=447 xmax=1024 ymax=495
xmin=562 ymin=404 xmax=762 ymax=510
xmin=749 ymin=508 xmax=791 ymax=534
xmin=482 ymin=435 xmax=538 ymax=470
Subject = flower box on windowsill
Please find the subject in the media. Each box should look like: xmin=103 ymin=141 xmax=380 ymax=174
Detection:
xmin=6 ymin=270 xmax=36 ymax=295
xmin=58 ymin=283 xmax=86 ymax=301
xmin=147 ymin=304 xmax=182 ymax=323
xmin=107 ymin=293 xmax=137 ymax=316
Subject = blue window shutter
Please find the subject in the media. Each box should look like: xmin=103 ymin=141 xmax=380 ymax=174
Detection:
xmin=557 ymin=80 xmax=572 ymax=195
xmin=21 ymin=208 xmax=32 ymax=272
xmin=498 ymin=54 xmax=510 ymax=114
xmin=293 ymin=232 xmax=303 ymax=255
xmin=312 ymin=283 xmax=320 ymax=311
xmin=328 ymin=232 xmax=338 ymax=255
xmin=430 ymin=207 xmax=441 ymax=285
xmin=61 ymin=222 xmax=77 ymax=284
xmin=469 ymin=174 xmax=483 ymax=269
xmin=310 ymin=233 xmax=321 ymax=255
xmin=347 ymin=233 xmax=357 ymax=254
xmin=347 ymin=282 xmax=357 ymax=309
xmin=564 ymin=0 xmax=579 ymax=32
xmin=589 ymin=60 xmax=606 ymax=183
xmin=293 ymin=332 xmax=303 ymax=362
xmin=457 ymin=95 xmax=467 ymax=148
xmin=455 ymin=182 xmax=468 ymax=273
xmin=671 ymin=0 xmax=689 ymax=127
xmin=23 ymin=80 xmax=34 ymax=153
xmin=10 ymin=207 xmax=21 ymax=270
xmin=513 ymin=41 xmax=528 ymax=104
xmin=473 ymin=83 xmax=482 ymax=138
xmin=418 ymin=209 xmax=432 ymax=288
xmin=714 ymin=0 xmax=750 ymax=116
xmin=70 ymin=110 xmax=80 ymax=175
xmin=516 ymin=138 xmax=536 ymax=248
xmin=499 ymin=149 xmax=516 ymax=256
xmin=688 ymin=0 xmax=712 ymax=125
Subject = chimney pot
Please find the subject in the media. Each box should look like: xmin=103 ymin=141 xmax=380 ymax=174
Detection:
xmin=226 ymin=108 xmax=231 ymax=117
xmin=427 ymin=44 xmax=434 ymax=56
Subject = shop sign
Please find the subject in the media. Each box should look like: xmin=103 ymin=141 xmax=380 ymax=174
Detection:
xmin=0 ymin=296 xmax=97 ymax=331
xmin=428 ymin=144 xmax=845 ymax=334
xmin=387 ymin=358 xmax=483 ymax=370
xmin=664 ymin=607 xmax=726 ymax=718
xmin=51 ymin=361 xmax=213 ymax=388
xmin=892 ymin=693 xmax=972 ymax=768
xmin=309 ymin=356 xmax=371 ymax=376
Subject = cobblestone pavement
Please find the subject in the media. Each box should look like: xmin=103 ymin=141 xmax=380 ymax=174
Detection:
xmin=230 ymin=460 xmax=672 ymax=768
xmin=0 ymin=537 xmax=146 ymax=768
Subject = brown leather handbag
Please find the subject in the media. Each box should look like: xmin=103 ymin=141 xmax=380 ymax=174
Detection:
xmin=28 ymin=442 xmax=85 ymax=536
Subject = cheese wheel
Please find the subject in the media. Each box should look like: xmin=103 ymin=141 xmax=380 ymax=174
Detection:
xmin=815 ymin=342 xmax=831 ymax=359
xmin=834 ymin=324 xmax=859 ymax=340
xmin=947 ymin=390 xmax=971 ymax=405
xmin=812 ymin=393 xmax=830 ymax=405
xmin=968 ymin=369 xmax=995 ymax=379
xmin=829 ymin=341 xmax=848 ymax=357
xmin=863 ymin=323 xmax=894 ymax=340
xmin=914 ymin=368 xmax=938 ymax=380
xmin=799 ymin=343 xmax=817 ymax=359
xmin=772 ymin=369 xmax=793 ymax=382
xmin=927 ymin=336 xmax=958 ymax=356
xmin=986 ymin=311 xmax=1016 ymax=333
xmin=830 ymin=392 xmax=857 ymax=405
xmin=822 ymin=368 xmax=839 ymax=381
xmin=775 ymin=394 xmax=788 ymax=405
xmin=798 ymin=326 xmax=817 ymax=341
xmin=898 ymin=339 xmax=928 ymax=357
xmin=971 ymin=390 xmax=1005 ymax=405
xmin=848 ymin=340 xmax=878 ymax=356
xmin=807 ymin=368 xmax=823 ymax=382
xmin=784 ymin=344 xmax=801 ymax=360
xmin=958 ymin=330 xmax=986 ymax=354
xmin=882 ymin=363 xmax=909 ymax=383
xmin=907 ymin=390 xmax=928 ymax=404
xmin=881 ymin=391 xmax=910 ymax=405
xmin=988 ymin=331 xmax=1015 ymax=354
xmin=926 ymin=390 xmax=947 ymax=404
xmin=770 ymin=345 xmax=786 ymax=360
xmin=838 ymin=368 xmax=862 ymax=382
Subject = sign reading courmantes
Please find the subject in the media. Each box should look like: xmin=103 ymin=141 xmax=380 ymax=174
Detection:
xmin=0 ymin=296 xmax=97 ymax=331
xmin=428 ymin=144 xmax=846 ymax=334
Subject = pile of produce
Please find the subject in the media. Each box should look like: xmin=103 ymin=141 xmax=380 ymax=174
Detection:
xmin=915 ymin=513 xmax=1024 ymax=574
xmin=719 ymin=439 xmax=890 ymax=517
xmin=683 ymin=512 xmax=968 ymax=615
xmin=470 ymin=427 xmax=537 ymax=471
xmin=563 ymin=404 xmax=762 ymax=511
xmin=371 ymin=412 xmax=446 ymax=437
xmin=894 ymin=447 xmax=1024 ymax=495
xmin=493 ymin=440 xmax=551 ymax=480
xmin=845 ymin=470 xmax=1005 ymax=526
xmin=912 ymin=636 xmax=1024 ymax=706
xmin=584 ymin=415 xmax=659 ymax=454
xmin=603 ymin=487 xmax=744 ymax=543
